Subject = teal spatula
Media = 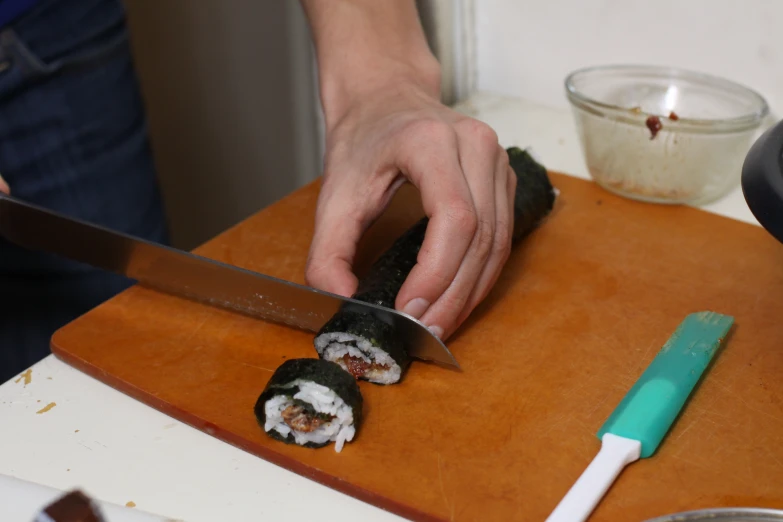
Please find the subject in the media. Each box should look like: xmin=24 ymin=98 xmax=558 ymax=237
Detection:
xmin=546 ymin=311 xmax=734 ymax=522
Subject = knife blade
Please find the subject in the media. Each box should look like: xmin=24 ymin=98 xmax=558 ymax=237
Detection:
xmin=0 ymin=192 xmax=459 ymax=368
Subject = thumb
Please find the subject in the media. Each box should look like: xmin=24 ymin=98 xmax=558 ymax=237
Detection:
xmin=305 ymin=194 xmax=365 ymax=298
xmin=0 ymin=173 xmax=8 ymax=194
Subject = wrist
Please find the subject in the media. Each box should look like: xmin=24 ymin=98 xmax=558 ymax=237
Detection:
xmin=318 ymin=51 xmax=442 ymax=129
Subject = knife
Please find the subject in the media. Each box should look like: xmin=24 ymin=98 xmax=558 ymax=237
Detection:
xmin=0 ymin=192 xmax=459 ymax=368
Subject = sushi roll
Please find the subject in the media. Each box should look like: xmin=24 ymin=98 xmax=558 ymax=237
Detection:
xmin=314 ymin=147 xmax=556 ymax=385
xmin=506 ymin=146 xmax=558 ymax=241
xmin=315 ymin=310 xmax=410 ymax=385
xmin=255 ymin=358 xmax=363 ymax=452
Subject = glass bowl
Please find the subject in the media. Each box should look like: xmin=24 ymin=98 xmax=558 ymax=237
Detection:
xmin=565 ymin=64 xmax=769 ymax=205
xmin=644 ymin=507 xmax=783 ymax=521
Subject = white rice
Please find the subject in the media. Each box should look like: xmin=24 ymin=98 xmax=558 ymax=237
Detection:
xmin=314 ymin=332 xmax=402 ymax=384
xmin=264 ymin=379 xmax=356 ymax=452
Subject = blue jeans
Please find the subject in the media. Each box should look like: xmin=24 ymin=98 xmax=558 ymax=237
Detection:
xmin=0 ymin=0 xmax=169 ymax=382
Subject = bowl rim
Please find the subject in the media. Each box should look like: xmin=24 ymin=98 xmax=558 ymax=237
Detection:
xmin=643 ymin=506 xmax=783 ymax=521
xmin=564 ymin=63 xmax=770 ymax=133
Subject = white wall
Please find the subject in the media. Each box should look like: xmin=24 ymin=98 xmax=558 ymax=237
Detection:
xmin=475 ymin=0 xmax=782 ymax=119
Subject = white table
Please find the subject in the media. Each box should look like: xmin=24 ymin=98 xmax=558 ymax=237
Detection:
xmin=0 ymin=92 xmax=763 ymax=522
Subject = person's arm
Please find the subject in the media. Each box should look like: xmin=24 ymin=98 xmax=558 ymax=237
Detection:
xmin=300 ymin=1 xmax=440 ymax=127
xmin=300 ymin=0 xmax=516 ymax=341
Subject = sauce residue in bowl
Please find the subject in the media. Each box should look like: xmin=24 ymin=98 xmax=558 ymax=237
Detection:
xmin=646 ymin=115 xmax=663 ymax=139
xmin=644 ymin=112 xmax=679 ymax=139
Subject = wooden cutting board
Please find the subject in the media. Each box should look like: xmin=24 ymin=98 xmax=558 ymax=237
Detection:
xmin=51 ymin=172 xmax=783 ymax=521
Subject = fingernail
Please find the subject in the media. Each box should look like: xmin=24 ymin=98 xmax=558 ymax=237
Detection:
xmin=428 ymin=325 xmax=444 ymax=339
xmin=402 ymin=298 xmax=430 ymax=319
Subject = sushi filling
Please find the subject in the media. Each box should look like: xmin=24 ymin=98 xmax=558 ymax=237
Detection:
xmin=280 ymin=403 xmax=332 ymax=432
xmin=314 ymin=332 xmax=401 ymax=385
xmin=263 ymin=379 xmax=356 ymax=452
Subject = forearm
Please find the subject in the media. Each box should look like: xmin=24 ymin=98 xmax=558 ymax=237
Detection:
xmin=300 ymin=0 xmax=441 ymax=127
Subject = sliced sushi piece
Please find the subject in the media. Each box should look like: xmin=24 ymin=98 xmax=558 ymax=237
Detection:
xmin=314 ymin=309 xmax=410 ymax=385
xmin=254 ymin=358 xmax=363 ymax=452
xmin=314 ymin=218 xmax=426 ymax=385
xmin=314 ymin=147 xmax=556 ymax=385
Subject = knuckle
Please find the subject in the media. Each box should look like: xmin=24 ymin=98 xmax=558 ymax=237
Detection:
xmin=446 ymin=203 xmax=478 ymax=238
xmin=474 ymin=218 xmax=496 ymax=257
xmin=495 ymin=214 xmax=512 ymax=240
xmin=304 ymin=249 xmax=335 ymax=288
xmin=415 ymin=247 xmax=458 ymax=289
xmin=411 ymin=251 xmax=456 ymax=294
xmin=304 ymin=266 xmax=322 ymax=288
xmin=441 ymin=292 xmax=470 ymax=320
xmin=427 ymin=292 xmax=468 ymax=330
xmin=304 ymin=257 xmax=326 ymax=284
xmin=417 ymin=266 xmax=455 ymax=290
xmin=494 ymin=224 xmax=513 ymax=260
xmin=457 ymin=119 xmax=499 ymax=149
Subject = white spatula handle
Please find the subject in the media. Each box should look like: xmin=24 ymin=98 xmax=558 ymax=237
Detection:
xmin=546 ymin=433 xmax=642 ymax=522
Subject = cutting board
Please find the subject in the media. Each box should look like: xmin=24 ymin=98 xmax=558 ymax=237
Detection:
xmin=51 ymin=172 xmax=783 ymax=521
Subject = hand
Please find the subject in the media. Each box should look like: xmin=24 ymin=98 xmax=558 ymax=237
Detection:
xmin=305 ymin=82 xmax=516 ymax=340
xmin=300 ymin=0 xmax=516 ymax=340
xmin=0 ymin=173 xmax=8 ymax=194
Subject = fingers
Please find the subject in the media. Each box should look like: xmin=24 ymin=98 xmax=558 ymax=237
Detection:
xmin=305 ymin=166 xmax=405 ymax=298
xmin=393 ymin=121 xmax=477 ymax=326
xmin=305 ymin=173 xmax=375 ymax=297
xmin=305 ymin=194 xmax=362 ymax=297
xmin=396 ymin=119 xmax=507 ymax=339
xmin=454 ymin=155 xmax=516 ymax=328
xmin=0 ymin=173 xmax=8 ymax=194
xmin=307 ymin=112 xmax=512 ymax=340
xmin=415 ymin=123 xmax=500 ymax=338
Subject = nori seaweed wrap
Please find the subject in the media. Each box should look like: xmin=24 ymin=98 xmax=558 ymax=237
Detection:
xmin=255 ymin=358 xmax=363 ymax=452
xmin=314 ymin=147 xmax=556 ymax=385
xmin=507 ymin=146 xmax=557 ymax=241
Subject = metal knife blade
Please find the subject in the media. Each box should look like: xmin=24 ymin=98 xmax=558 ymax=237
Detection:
xmin=0 ymin=193 xmax=459 ymax=368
